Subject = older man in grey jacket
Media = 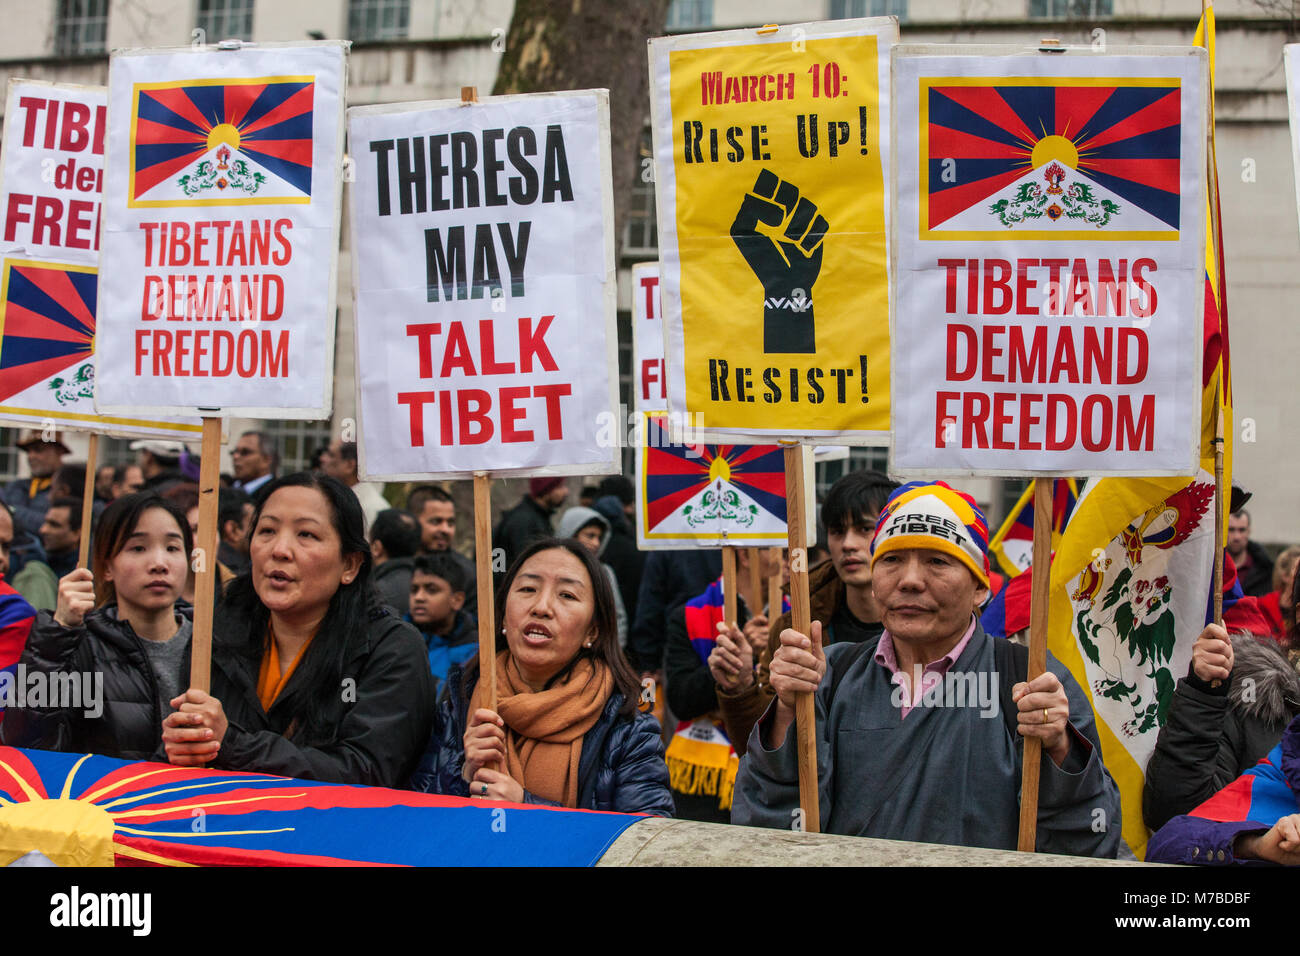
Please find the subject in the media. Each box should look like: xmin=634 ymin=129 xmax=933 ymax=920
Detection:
xmin=732 ymin=480 xmax=1121 ymax=857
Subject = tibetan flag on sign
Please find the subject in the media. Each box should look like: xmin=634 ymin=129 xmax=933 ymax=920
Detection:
xmin=636 ymin=413 xmax=787 ymax=549
xmin=1046 ymin=11 xmax=1229 ymax=860
xmin=922 ymin=79 xmax=1181 ymax=240
xmin=129 ymin=78 xmax=314 ymax=207
xmin=0 ymin=259 xmax=95 ymax=410
xmin=0 ymin=747 xmax=640 ymax=866
xmin=0 ymin=583 xmax=36 ymax=723
xmin=988 ymin=478 xmax=1079 ymax=578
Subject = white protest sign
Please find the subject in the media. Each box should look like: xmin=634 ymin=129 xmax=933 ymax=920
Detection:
xmin=0 ymin=80 xmax=104 ymax=264
xmin=94 ymin=43 xmax=346 ymax=419
xmin=1283 ymin=45 xmax=1300 ymax=243
xmin=0 ymin=80 xmax=204 ymax=439
xmin=631 ymin=261 xmax=665 ymax=412
xmin=891 ymin=48 xmax=1205 ymax=476
xmin=347 ymin=91 xmax=619 ymax=480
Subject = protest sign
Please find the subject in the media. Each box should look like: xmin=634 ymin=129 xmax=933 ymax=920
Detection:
xmin=649 ymin=17 xmax=895 ymax=444
xmin=0 ymin=80 xmax=201 ymax=439
xmin=635 ymin=412 xmax=788 ymax=549
xmin=1284 ymin=45 xmax=1300 ymax=242
xmin=891 ymin=47 xmax=1206 ymax=477
xmin=632 ymin=261 xmax=665 ymax=413
xmin=0 ymin=80 xmax=105 ymax=264
xmin=347 ymin=90 xmax=619 ymax=480
xmin=94 ymin=43 xmax=346 ymax=419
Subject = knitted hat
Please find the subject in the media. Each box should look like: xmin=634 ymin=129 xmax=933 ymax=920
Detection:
xmin=529 ymin=476 xmax=565 ymax=497
xmin=869 ymin=481 xmax=990 ymax=588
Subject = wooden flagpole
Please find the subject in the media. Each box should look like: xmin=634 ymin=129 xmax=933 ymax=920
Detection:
xmin=76 ymin=432 xmax=98 ymax=570
xmin=473 ymin=471 xmax=496 ymax=712
xmin=1017 ymin=478 xmax=1054 ymax=851
xmin=783 ymin=442 xmax=819 ymax=833
xmin=188 ymin=416 xmax=223 ymax=692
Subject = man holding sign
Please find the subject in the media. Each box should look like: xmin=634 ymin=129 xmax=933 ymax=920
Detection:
xmin=732 ymin=481 xmax=1120 ymax=855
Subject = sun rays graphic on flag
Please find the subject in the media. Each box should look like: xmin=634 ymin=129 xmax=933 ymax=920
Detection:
xmin=128 ymin=77 xmax=314 ymax=207
xmin=922 ymin=79 xmax=1182 ymax=240
xmin=638 ymin=414 xmax=787 ymax=547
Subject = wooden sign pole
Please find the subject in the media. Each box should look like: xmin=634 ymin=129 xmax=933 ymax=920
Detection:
xmin=76 ymin=432 xmax=99 ymax=570
xmin=1016 ymin=478 xmax=1054 ymax=851
xmin=782 ymin=443 xmax=819 ymax=833
xmin=747 ymin=547 xmax=763 ymax=620
xmin=721 ymin=545 xmax=737 ymax=626
xmin=188 ymin=416 xmax=223 ymax=693
xmin=473 ymin=471 xmax=497 ymax=711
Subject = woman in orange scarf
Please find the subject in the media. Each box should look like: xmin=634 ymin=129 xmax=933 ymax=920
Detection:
xmin=411 ymin=539 xmax=673 ymax=815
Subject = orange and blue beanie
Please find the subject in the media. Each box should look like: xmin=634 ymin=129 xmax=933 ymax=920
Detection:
xmin=869 ymin=481 xmax=990 ymax=588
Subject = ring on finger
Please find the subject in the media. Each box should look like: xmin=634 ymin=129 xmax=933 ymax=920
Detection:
xmin=1043 ymin=708 xmax=1050 ymax=724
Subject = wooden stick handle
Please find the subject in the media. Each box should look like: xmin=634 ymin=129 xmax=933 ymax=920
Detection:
xmin=189 ymin=417 xmax=223 ymax=693
xmin=1213 ymin=411 xmax=1225 ymax=624
xmin=747 ymin=548 xmax=763 ymax=619
xmin=77 ymin=433 xmax=98 ymax=571
xmin=474 ymin=472 xmax=496 ymax=712
xmin=722 ymin=546 xmax=737 ymax=626
xmin=783 ymin=444 xmax=819 ymax=833
xmin=1017 ymin=479 xmax=1054 ymax=852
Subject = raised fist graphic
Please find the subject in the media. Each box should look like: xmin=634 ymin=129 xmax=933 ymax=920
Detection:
xmin=730 ymin=169 xmax=828 ymax=354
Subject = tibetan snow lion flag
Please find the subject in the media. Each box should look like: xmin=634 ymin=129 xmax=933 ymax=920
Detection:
xmin=0 ymin=747 xmax=639 ymax=866
xmin=1047 ymin=11 xmax=1230 ymax=860
xmin=129 ymin=78 xmax=314 ymax=207
xmin=988 ymin=479 xmax=1079 ymax=578
xmin=636 ymin=412 xmax=787 ymax=549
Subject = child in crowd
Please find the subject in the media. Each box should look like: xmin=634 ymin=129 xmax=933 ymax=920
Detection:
xmin=407 ymin=552 xmax=478 ymax=697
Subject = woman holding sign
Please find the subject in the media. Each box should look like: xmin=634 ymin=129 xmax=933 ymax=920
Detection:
xmin=161 ymin=473 xmax=434 ymax=789
xmin=410 ymin=539 xmax=673 ymax=815
xmin=2 ymin=493 xmax=194 ymax=760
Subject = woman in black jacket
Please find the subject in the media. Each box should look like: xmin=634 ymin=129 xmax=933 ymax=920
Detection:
xmin=410 ymin=538 xmax=673 ymax=815
xmin=161 ymin=472 xmax=433 ymax=789
xmin=1 ymin=493 xmax=193 ymax=759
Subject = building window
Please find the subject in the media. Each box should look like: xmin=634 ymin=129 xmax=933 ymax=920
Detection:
xmin=0 ymin=427 xmax=21 ymax=482
xmin=348 ymin=0 xmax=409 ymax=41
xmin=813 ymin=447 xmax=889 ymax=534
xmin=257 ymin=419 xmax=333 ymax=476
xmin=197 ymin=0 xmax=254 ymax=42
xmin=1028 ymin=0 xmax=1112 ymax=17
xmin=666 ymin=0 xmax=712 ymax=30
xmin=830 ymin=0 xmax=908 ymax=19
xmin=54 ymin=0 xmax=109 ymax=57
xmin=624 ymin=128 xmax=658 ymax=256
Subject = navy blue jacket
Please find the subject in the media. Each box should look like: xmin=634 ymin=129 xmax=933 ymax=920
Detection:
xmin=409 ymin=663 xmax=675 ymax=816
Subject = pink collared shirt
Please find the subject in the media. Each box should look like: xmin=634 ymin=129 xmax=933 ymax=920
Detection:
xmin=873 ymin=616 xmax=977 ymax=718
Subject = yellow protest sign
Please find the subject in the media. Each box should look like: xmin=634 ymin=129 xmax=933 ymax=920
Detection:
xmin=649 ymin=18 xmax=895 ymax=443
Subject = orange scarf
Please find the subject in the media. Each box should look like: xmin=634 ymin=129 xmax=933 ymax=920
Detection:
xmin=257 ymin=626 xmax=315 ymax=712
xmin=469 ymin=650 xmax=613 ymax=807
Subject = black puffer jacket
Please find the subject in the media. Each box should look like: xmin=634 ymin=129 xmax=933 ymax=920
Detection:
xmin=409 ymin=663 xmax=674 ymax=816
xmin=209 ymin=606 xmax=434 ymax=789
xmin=1143 ymin=633 xmax=1300 ymax=831
xmin=0 ymin=605 xmax=192 ymax=760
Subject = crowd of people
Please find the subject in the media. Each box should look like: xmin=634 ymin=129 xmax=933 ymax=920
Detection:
xmin=3 ymin=426 xmax=1300 ymax=864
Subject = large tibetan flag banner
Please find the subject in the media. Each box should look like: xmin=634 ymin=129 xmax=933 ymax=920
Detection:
xmin=891 ymin=47 xmax=1206 ymax=477
xmin=94 ymin=43 xmax=346 ymax=420
xmin=1046 ymin=18 xmax=1234 ymax=861
xmin=636 ymin=412 xmax=787 ymax=549
xmin=347 ymin=91 xmax=619 ymax=481
xmin=988 ymin=478 xmax=1079 ymax=578
xmin=649 ymin=17 xmax=895 ymax=445
xmin=0 ymin=747 xmax=639 ymax=866
xmin=0 ymin=80 xmax=202 ymax=439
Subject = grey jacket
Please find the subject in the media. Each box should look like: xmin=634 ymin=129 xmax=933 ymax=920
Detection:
xmin=731 ymin=621 xmax=1122 ymax=857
